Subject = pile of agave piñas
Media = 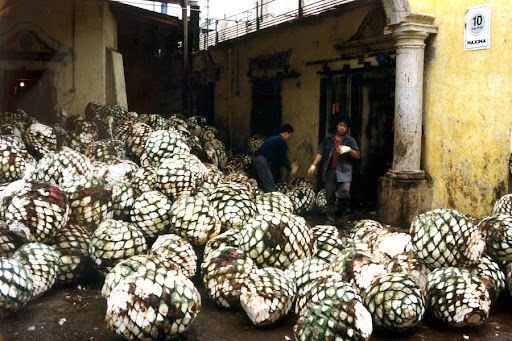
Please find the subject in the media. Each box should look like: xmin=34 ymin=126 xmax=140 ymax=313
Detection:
xmin=1 ymin=105 xmax=512 ymax=340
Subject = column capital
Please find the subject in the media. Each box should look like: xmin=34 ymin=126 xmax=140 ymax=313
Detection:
xmin=387 ymin=13 xmax=438 ymax=48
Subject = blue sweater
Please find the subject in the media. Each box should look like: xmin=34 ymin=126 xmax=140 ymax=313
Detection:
xmin=257 ymin=135 xmax=291 ymax=171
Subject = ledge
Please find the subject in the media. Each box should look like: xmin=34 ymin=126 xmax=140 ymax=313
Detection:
xmin=385 ymin=170 xmax=426 ymax=180
xmin=385 ymin=12 xmax=438 ymax=36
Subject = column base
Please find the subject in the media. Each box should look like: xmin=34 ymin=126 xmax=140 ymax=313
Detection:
xmin=377 ymin=171 xmax=432 ymax=228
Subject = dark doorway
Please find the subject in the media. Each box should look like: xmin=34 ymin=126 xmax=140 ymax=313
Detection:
xmin=0 ymin=68 xmax=56 ymax=123
xmin=251 ymin=78 xmax=282 ymax=136
xmin=318 ymin=65 xmax=395 ymax=205
xmin=318 ymin=72 xmax=349 ymax=143
xmin=358 ymin=73 xmax=395 ymax=202
xmin=196 ymin=82 xmax=215 ymax=125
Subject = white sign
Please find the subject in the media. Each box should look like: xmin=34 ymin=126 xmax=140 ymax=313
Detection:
xmin=464 ymin=5 xmax=491 ymax=50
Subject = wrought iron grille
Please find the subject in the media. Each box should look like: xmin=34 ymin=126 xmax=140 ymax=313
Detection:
xmin=199 ymin=0 xmax=354 ymax=49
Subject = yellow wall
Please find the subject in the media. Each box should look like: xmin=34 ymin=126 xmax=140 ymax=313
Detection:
xmin=201 ymin=0 xmax=511 ymax=217
xmin=206 ymin=1 xmax=377 ymax=174
xmin=0 ymin=0 xmax=117 ymax=117
xmin=409 ymin=0 xmax=512 ymax=216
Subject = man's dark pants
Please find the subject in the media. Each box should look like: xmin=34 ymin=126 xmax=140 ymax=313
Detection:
xmin=325 ymin=169 xmax=351 ymax=225
xmin=252 ymin=154 xmax=276 ymax=192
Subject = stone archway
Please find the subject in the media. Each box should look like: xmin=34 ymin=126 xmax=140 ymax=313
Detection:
xmin=0 ymin=22 xmax=70 ymax=62
xmin=0 ymin=23 xmax=67 ymax=122
xmin=382 ymin=0 xmax=410 ymax=25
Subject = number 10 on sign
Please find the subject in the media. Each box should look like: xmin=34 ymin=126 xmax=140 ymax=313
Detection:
xmin=464 ymin=5 xmax=491 ymax=50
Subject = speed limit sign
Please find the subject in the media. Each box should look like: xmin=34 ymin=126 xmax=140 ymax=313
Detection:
xmin=464 ymin=5 xmax=491 ymax=50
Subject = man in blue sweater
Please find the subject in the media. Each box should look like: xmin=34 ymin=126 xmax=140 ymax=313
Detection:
xmin=252 ymin=124 xmax=297 ymax=192
xmin=307 ymin=114 xmax=360 ymax=225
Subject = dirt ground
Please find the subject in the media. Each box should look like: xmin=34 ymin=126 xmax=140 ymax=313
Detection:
xmin=1 ymin=210 xmax=512 ymax=341
xmin=2 ymin=279 xmax=512 ymax=341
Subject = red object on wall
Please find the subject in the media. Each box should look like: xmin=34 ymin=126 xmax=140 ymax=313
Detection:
xmin=332 ymin=102 xmax=341 ymax=114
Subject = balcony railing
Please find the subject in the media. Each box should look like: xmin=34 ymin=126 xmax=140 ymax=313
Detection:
xmin=199 ymin=0 xmax=354 ymax=49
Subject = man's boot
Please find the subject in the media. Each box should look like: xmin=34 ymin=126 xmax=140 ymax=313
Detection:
xmin=338 ymin=200 xmax=351 ymax=225
xmin=344 ymin=200 xmax=353 ymax=214
xmin=326 ymin=205 xmax=336 ymax=226
xmin=335 ymin=199 xmax=341 ymax=214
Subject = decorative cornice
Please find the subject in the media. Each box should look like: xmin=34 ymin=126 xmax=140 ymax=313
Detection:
xmin=0 ymin=22 xmax=70 ymax=62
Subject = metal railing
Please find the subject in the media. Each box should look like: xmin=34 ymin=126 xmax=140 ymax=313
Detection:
xmin=199 ymin=0 xmax=354 ymax=49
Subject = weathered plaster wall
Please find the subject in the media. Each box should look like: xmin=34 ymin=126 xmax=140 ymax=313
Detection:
xmin=409 ymin=0 xmax=512 ymax=216
xmin=207 ymin=1 xmax=378 ymax=174
xmin=72 ymin=1 xmax=115 ymax=114
xmin=0 ymin=0 xmax=116 ymax=116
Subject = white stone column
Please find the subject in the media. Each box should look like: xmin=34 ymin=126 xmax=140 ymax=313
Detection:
xmin=377 ymin=14 xmax=437 ymax=227
xmin=390 ymin=14 xmax=437 ymax=176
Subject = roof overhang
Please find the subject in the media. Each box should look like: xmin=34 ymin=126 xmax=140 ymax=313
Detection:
xmin=109 ymin=1 xmax=182 ymax=28
xmin=132 ymin=0 xmax=199 ymax=5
